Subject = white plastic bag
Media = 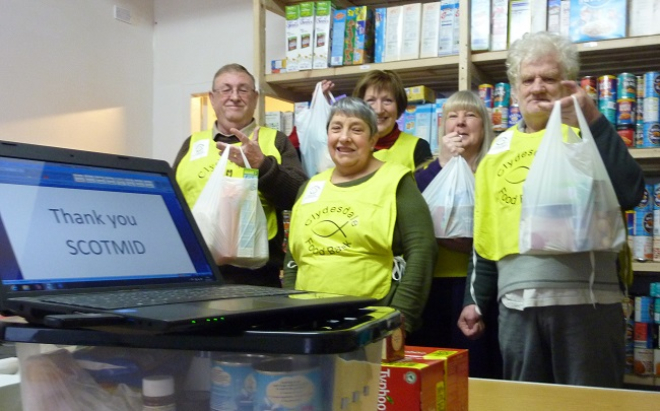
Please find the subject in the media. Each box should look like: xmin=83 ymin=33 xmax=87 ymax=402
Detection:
xmin=519 ymin=96 xmax=625 ymax=254
xmin=296 ymin=81 xmax=335 ymax=177
xmin=192 ymin=146 xmax=269 ymax=268
xmin=422 ymin=156 xmax=475 ymax=238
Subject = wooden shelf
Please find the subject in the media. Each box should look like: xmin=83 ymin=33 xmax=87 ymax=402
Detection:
xmin=261 ymin=32 xmax=660 ymax=100
xmin=633 ymin=261 xmax=660 ymax=273
xmin=630 ymin=148 xmax=660 ymax=175
xmin=624 ymin=374 xmax=657 ymax=387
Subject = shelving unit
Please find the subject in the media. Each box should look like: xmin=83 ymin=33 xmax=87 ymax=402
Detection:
xmin=253 ymin=0 xmax=660 ymax=106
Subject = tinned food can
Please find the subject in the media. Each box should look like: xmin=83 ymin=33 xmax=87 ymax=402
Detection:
xmin=210 ymin=354 xmax=270 ymax=411
xmin=617 ymin=125 xmax=634 ymax=147
xmin=254 ymin=357 xmax=323 ymax=410
xmin=508 ymin=103 xmax=521 ymax=127
xmin=598 ymin=75 xmax=617 ymax=124
xmin=478 ymin=84 xmax=494 ymax=109
xmin=581 ymin=76 xmax=597 ymax=102
xmin=617 ymin=73 xmax=637 ymax=101
xmin=616 ymin=98 xmax=635 ymax=126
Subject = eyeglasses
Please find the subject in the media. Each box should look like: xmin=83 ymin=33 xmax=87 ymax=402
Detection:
xmin=212 ymin=86 xmax=255 ymax=98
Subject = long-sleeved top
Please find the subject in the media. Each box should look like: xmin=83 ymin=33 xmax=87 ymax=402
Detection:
xmin=464 ymin=115 xmax=645 ymax=315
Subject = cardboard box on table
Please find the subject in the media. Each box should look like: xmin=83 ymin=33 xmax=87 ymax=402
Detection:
xmin=379 ymin=346 xmax=468 ymax=410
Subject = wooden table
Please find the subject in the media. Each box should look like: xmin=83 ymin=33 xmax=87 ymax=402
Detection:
xmin=469 ymin=378 xmax=660 ymax=411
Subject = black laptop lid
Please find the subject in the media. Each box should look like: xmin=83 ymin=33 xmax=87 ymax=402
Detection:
xmin=0 ymin=140 xmax=219 ymax=307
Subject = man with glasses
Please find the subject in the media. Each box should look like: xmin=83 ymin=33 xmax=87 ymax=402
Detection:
xmin=174 ymin=64 xmax=306 ymax=287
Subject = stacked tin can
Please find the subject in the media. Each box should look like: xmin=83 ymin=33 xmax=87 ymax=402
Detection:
xmin=634 ymin=75 xmax=644 ymax=147
xmin=654 ymin=183 xmax=660 ymax=262
xmin=616 ymin=73 xmax=636 ymax=147
xmin=632 ymin=184 xmax=654 ymax=261
xmin=597 ymin=75 xmax=617 ymax=124
xmin=478 ymin=84 xmax=493 ymax=118
xmin=492 ymin=83 xmax=510 ymax=132
xmin=642 ymin=71 xmax=660 ymax=147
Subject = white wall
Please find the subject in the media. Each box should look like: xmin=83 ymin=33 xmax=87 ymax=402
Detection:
xmin=0 ymin=0 xmax=154 ymax=156
xmin=152 ymin=0 xmax=286 ymax=164
xmin=0 ymin=0 xmax=286 ymax=161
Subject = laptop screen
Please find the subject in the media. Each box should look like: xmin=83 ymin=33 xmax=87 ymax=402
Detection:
xmin=0 ymin=155 xmax=216 ymax=295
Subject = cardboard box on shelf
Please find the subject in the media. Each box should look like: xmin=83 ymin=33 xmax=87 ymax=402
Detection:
xmin=312 ymin=1 xmax=335 ymax=69
xmin=330 ymin=9 xmax=346 ymax=66
xmin=400 ymin=3 xmax=422 ymax=61
xmin=490 ymin=0 xmax=508 ymax=51
xmin=374 ymin=8 xmax=387 ymax=63
xmin=569 ymin=0 xmax=626 ymax=42
xmin=406 ymin=85 xmax=436 ymax=104
xmin=508 ymin=0 xmax=530 ymax=48
xmin=297 ymin=2 xmax=315 ymax=71
xmin=352 ymin=6 xmax=373 ymax=65
xmin=285 ymin=5 xmax=300 ymax=72
xmin=343 ymin=7 xmax=357 ymax=65
xmin=384 ymin=6 xmax=403 ymax=62
xmin=471 ymin=0 xmax=491 ymax=51
xmin=420 ymin=2 xmax=441 ymax=58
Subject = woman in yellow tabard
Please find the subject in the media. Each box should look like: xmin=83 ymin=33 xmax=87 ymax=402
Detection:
xmin=321 ymin=70 xmax=433 ymax=173
xmin=282 ymin=97 xmax=437 ymax=334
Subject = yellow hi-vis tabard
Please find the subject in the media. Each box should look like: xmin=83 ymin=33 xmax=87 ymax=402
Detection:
xmin=175 ymin=128 xmax=281 ymax=240
xmin=289 ymin=162 xmax=410 ymax=299
xmin=474 ymin=124 xmax=578 ymax=261
xmin=373 ymin=131 xmax=419 ymax=172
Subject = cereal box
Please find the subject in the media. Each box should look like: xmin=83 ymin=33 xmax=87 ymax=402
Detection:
xmin=471 ymin=0 xmax=491 ymax=51
xmin=628 ymin=0 xmax=660 ymax=37
xmin=297 ymin=2 xmax=315 ymax=71
xmin=374 ymin=8 xmax=387 ymax=63
xmin=420 ymin=2 xmax=441 ymax=58
xmin=285 ymin=5 xmax=300 ymax=72
xmin=330 ymin=9 xmax=346 ymax=66
xmin=313 ymin=1 xmax=335 ymax=69
xmin=531 ymin=0 xmax=547 ymax=32
xmin=343 ymin=7 xmax=357 ymax=65
xmin=569 ymin=0 xmax=627 ymax=42
xmin=560 ymin=0 xmax=571 ymax=36
xmin=508 ymin=0 xmax=531 ymax=47
xmin=400 ymin=3 xmax=422 ymax=61
xmin=490 ymin=0 xmax=508 ymax=50
xmin=352 ymin=6 xmax=373 ymax=65
xmin=438 ymin=0 xmax=456 ymax=56
xmin=547 ymin=0 xmax=562 ymax=33
xmin=385 ymin=6 xmax=403 ymax=62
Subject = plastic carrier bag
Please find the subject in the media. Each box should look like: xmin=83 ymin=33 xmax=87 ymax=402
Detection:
xmin=422 ymin=155 xmax=475 ymax=238
xmin=519 ymin=96 xmax=625 ymax=254
xmin=296 ymin=81 xmax=335 ymax=177
xmin=192 ymin=146 xmax=269 ymax=268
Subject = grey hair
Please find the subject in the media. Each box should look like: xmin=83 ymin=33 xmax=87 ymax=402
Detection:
xmin=439 ymin=90 xmax=495 ymax=166
xmin=506 ymin=32 xmax=579 ymax=90
xmin=212 ymin=63 xmax=257 ymax=90
xmin=327 ymin=97 xmax=378 ymax=137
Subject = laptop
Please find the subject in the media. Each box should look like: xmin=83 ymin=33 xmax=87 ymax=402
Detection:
xmin=0 ymin=140 xmax=376 ymax=333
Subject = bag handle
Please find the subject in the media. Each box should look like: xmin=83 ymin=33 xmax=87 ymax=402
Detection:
xmin=217 ymin=144 xmax=252 ymax=174
xmin=310 ymin=81 xmax=335 ymax=109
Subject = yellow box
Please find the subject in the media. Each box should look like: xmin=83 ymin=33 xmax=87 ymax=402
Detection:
xmin=406 ymin=85 xmax=436 ymax=104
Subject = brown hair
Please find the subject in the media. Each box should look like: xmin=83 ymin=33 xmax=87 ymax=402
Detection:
xmin=352 ymin=70 xmax=408 ymax=118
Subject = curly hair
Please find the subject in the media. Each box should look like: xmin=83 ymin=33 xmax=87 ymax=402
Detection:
xmin=506 ymin=32 xmax=579 ymax=89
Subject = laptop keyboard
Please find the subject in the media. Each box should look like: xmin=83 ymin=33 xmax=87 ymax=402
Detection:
xmin=40 ymin=285 xmax=304 ymax=310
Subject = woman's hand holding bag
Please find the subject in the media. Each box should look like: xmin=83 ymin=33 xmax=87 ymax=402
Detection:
xmin=518 ymin=96 xmax=625 ymax=254
xmin=191 ymin=146 xmax=269 ymax=269
xmin=422 ymin=155 xmax=475 ymax=238
xmin=296 ymin=81 xmax=335 ymax=177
